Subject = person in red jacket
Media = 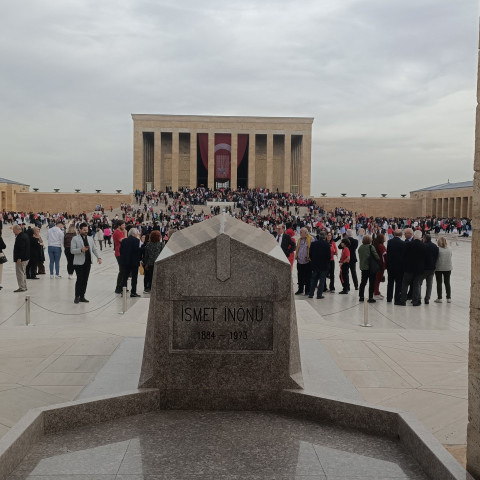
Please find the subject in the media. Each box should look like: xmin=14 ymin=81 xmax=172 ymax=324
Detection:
xmin=285 ymin=223 xmax=295 ymax=269
xmin=338 ymin=238 xmax=350 ymax=294
xmin=373 ymin=233 xmax=387 ymax=298
xmin=113 ymin=221 xmax=127 ymax=294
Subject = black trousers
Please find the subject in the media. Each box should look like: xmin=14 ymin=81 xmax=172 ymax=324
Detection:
xmin=26 ymin=257 xmax=38 ymax=278
xmin=116 ymin=256 xmax=125 ymax=291
xmin=144 ymin=264 xmax=154 ymax=290
xmin=296 ymin=262 xmax=311 ymax=292
xmin=74 ymin=262 xmax=91 ymax=298
xmin=326 ymin=260 xmax=335 ymax=291
xmin=401 ymin=272 xmax=423 ymax=305
xmin=340 ymin=263 xmax=350 ymax=291
xmin=123 ymin=265 xmax=138 ymax=295
xmin=435 ymin=271 xmax=451 ymax=299
xmin=387 ymin=269 xmax=403 ymax=303
xmin=349 ymin=261 xmax=359 ymax=289
xmin=359 ymin=269 xmax=376 ymax=300
xmin=64 ymin=248 xmax=75 ymax=275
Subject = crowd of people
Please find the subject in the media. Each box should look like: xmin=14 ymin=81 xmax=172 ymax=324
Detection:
xmin=283 ymin=225 xmax=454 ymax=306
xmin=0 ymin=187 xmax=469 ymax=306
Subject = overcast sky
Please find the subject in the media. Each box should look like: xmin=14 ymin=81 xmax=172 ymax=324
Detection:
xmin=0 ymin=0 xmax=478 ymax=197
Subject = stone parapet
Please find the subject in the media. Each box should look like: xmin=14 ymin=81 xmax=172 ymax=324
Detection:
xmin=14 ymin=192 xmax=133 ymax=214
xmin=314 ymin=197 xmax=421 ymax=218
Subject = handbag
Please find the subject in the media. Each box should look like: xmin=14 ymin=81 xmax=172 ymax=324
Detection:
xmin=0 ymin=253 xmax=7 ymax=264
xmin=139 ymin=263 xmax=144 ymax=275
xmin=368 ymin=246 xmax=380 ymax=273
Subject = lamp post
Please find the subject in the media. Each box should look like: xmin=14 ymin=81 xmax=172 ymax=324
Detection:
xmin=33 ymin=188 xmax=39 ymax=192
xmin=75 ymin=189 xmax=80 ymax=193
xmin=401 ymin=194 xmax=406 ymax=198
xmin=341 ymin=193 xmax=347 ymax=197
xmin=321 ymin=193 xmax=327 ymax=197
xmin=361 ymin=194 xmax=366 ymax=197
xmin=381 ymin=194 xmax=387 ymax=198
xmin=116 ymin=189 xmax=122 ymax=194
xmin=54 ymin=189 xmax=59 ymax=193
xmin=96 ymin=190 xmax=101 ymax=194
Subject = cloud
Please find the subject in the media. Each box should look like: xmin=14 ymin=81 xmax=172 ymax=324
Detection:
xmin=0 ymin=0 xmax=477 ymax=196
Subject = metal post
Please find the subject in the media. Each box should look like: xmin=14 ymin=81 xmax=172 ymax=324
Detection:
xmin=25 ymin=295 xmax=31 ymax=326
xmin=360 ymin=297 xmax=372 ymax=327
xmin=121 ymin=286 xmax=127 ymax=314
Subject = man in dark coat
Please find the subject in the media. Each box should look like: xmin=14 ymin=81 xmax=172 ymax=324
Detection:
xmin=119 ymin=228 xmax=141 ymax=297
xmin=308 ymin=231 xmax=331 ymax=298
xmin=13 ymin=225 xmax=30 ymax=292
xmin=398 ymin=230 xmax=425 ymax=306
xmin=346 ymin=229 xmax=359 ymax=290
xmin=273 ymin=224 xmax=295 ymax=259
xmin=386 ymin=229 xmax=405 ymax=304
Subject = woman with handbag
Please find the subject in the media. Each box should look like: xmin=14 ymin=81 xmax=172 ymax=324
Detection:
xmin=358 ymin=235 xmax=381 ymax=303
xmin=0 ymin=232 xmax=6 ymax=290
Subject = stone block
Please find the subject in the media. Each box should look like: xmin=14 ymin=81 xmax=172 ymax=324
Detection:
xmin=139 ymin=214 xmax=303 ymax=408
xmin=467 ymin=423 xmax=480 ymax=478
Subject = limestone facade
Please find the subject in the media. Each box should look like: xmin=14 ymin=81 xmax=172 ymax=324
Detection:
xmin=410 ymin=183 xmax=473 ymax=218
xmin=132 ymin=114 xmax=314 ymax=195
xmin=0 ymin=179 xmax=29 ymax=211
xmin=314 ymin=197 xmax=421 ymax=218
xmin=467 ymin=27 xmax=480 ymax=479
xmin=14 ymin=192 xmax=132 ymax=214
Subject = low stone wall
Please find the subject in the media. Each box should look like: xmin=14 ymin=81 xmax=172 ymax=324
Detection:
xmin=15 ymin=192 xmax=133 ymax=214
xmin=314 ymin=197 xmax=421 ymax=218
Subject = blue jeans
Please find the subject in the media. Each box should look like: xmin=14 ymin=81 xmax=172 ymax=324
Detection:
xmin=309 ymin=268 xmax=327 ymax=298
xmin=48 ymin=246 xmax=62 ymax=275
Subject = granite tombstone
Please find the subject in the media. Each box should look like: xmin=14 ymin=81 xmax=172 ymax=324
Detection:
xmin=139 ymin=214 xmax=303 ymax=409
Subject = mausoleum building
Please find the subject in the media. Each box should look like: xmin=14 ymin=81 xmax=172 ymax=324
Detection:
xmin=132 ymin=114 xmax=314 ymax=195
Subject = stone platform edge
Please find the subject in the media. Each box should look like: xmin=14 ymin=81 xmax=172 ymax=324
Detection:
xmin=0 ymin=388 xmax=473 ymax=480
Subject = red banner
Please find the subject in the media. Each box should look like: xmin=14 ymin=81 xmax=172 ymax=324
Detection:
xmin=197 ymin=133 xmax=248 ymax=178
xmin=215 ymin=134 xmax=231 ymax=180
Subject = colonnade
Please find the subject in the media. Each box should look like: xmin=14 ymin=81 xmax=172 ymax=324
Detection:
xmin=133 ymin=127 xmax=312 ymax=195
xmin=431 ymin=195 xmax=472 ymax=218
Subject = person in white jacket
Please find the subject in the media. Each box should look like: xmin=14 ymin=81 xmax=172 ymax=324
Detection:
xmin=434 ymin=236 xmax=453 ymax=303
xmin=71 ymin=223 xmax=102 ymax=304
xmin=47 ymin=222 xmax=65 ymax=278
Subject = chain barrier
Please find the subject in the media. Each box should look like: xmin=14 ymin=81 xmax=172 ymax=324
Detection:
xmin=0 ymin=302 xmax=27 ymax=326
xmin=322 ymin=302 xmax=363 ymax=317
xmin=1 ymin=295 xmax=120 ymax=326
xmin=30 ymin=296 xmax=118 ymax=316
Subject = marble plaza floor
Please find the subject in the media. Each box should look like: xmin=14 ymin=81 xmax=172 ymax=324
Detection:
xmin=0 ymin=223 xmax=472 ymax=475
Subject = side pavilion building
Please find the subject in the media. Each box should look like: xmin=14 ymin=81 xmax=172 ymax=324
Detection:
xmin=132 ymin=114 xmax=313 ymax=195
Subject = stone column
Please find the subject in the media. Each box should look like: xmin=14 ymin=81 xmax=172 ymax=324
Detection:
xmin=248 ymin=133 xmax=256 ymax=189
xmin=266 ymin=133 xmax=273 ymax=191
xmin=172 ymin=130 xmax=179 ymax=191
xmin=284 ymin=133 xmax=292 ymax=193
xmin=302 ymin=131 xmax=312 ymax=196
xmin=467 ymin=27 xmax=480 ymax=479
xmin=208 ymin=132 xmax=215 ymax=189
xmin=231 ymin=133 xmax=238 ymax=190
xmin=154 ymin=131 xmax=162 ymax=192
xmin=133 ymin=128 xmax=143 ymax=192
xmin=190 ymin=131 xmax=197 ymax=189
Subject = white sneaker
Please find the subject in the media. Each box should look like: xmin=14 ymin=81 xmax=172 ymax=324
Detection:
xmin=447 ymin=299 xmax=452 ymax=303
xmin=374 ymin=295 xmax=384 ymax=300
xmin=68 ymin=274 xmax=73 ymax=279
xmin=434 ymin=299 xmax=442 ymax=303
xmin=50 ymin=275 xmax=54 ymax=279
xmin=55 ymin=275 xmax=62 ymax=279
